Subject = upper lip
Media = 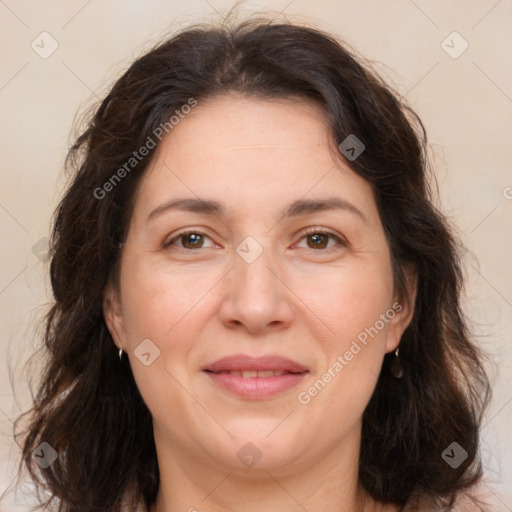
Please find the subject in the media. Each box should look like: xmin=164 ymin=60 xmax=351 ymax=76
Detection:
xmin=203 ymin=354 xmax=309 ymax=373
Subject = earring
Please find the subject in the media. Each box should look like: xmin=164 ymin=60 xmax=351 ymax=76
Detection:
xmin=390 ymin=347 xmax=403 ymax=378
xmin=119 ymin=348 xmax=123 ymax=360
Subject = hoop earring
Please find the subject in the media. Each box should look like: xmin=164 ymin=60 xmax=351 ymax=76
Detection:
xmin=390 ymin=347 xmax=403 ymax=378
xmin=118 ymin=348 xmax=123 ymax=360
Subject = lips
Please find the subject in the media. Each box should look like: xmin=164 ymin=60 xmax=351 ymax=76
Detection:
xmin=203 ymin=354 xmax=309 ymax=399
xmin=203 ymin=354 xmax=309 ymax=374
xmin=218 ymin=369 xmax=287 ymax=378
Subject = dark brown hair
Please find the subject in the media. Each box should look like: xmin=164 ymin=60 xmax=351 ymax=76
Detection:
xmin=14 ymin=16 xmax=490 ymax=512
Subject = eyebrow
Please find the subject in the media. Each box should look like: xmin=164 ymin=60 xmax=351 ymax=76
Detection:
xmin=146 ymin=196 xmax=367 ymax=224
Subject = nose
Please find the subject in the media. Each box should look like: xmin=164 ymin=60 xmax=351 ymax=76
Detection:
xmin=218 ymin=240 xmax=294 ymax=335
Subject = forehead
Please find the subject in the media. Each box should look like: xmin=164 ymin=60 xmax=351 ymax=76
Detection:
xmin=158 ymin=94 xmax=336 ymax=167
xmin=132 ymin=94 xmax=378 ymax=225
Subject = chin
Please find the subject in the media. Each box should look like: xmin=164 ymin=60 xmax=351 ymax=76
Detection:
xmin=202 ymin=418 xmax=305 ymax=471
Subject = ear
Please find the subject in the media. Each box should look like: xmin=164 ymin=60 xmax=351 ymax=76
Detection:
xmin=385 ymin=269 xmax=417 ymax=353
xmin=103 ymin=281 xmax=126 ymax=351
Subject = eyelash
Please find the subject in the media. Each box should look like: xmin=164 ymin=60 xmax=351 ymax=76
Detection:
xmin=163 ymin=227 xmax=347 ymax=254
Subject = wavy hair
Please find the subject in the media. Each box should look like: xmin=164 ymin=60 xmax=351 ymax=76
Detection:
xmin=14 ymin=16 xmax=490 ymax=512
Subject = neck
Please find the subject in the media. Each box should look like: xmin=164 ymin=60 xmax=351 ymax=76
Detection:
xmin=150 ymin=424 xmax=395 ymax=512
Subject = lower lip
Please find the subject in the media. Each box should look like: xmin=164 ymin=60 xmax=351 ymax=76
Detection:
xmin=204 ymin=371 xmax=307 ymax=399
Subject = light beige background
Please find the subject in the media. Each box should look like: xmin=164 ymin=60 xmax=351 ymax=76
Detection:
xmin=1 ymin=0 xmax=511 ymax=510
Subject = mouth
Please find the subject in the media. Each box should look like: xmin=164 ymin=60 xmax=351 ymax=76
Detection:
xmin=202 ymin=354 xmax=309 ymax=399
xmin=206 ymin=369 xmax=298 ymax=378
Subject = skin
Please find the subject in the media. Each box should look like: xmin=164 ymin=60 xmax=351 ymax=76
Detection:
xmin=104 ymin=94 xmax=415 ymax=512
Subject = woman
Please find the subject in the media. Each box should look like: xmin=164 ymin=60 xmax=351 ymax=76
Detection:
xmin=15 ymin=17 xmax=491 ymax=512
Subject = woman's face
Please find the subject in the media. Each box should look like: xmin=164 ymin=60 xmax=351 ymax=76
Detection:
xmin=105 ymin=94 xmax=413 ymax=475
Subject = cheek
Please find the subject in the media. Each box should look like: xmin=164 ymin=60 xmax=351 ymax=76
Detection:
xmin=298 ymin=259 xmax=394 ymax=346
xmin=119 ymin=255 xmax=210 ymax=341
xmin=301 ymin=263 xmax=394 ymax=412
xmin=120 ymin=246 xmax=394 ymax=353
xmin=295 ymin=270 xmax=393 ymax=430
xmin=119 ymin=260 xmax=207 ymax=421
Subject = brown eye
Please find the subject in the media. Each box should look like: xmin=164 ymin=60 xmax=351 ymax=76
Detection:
xmin=296 ymin=229 xmax=345 ymax=252
xmin=306 ymin=233 xmax=330 ymax=249
xmin=181 ymin=233 xmax=204 ymax=249
xmin=165 ymin=231 xmax=214 ymax=250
